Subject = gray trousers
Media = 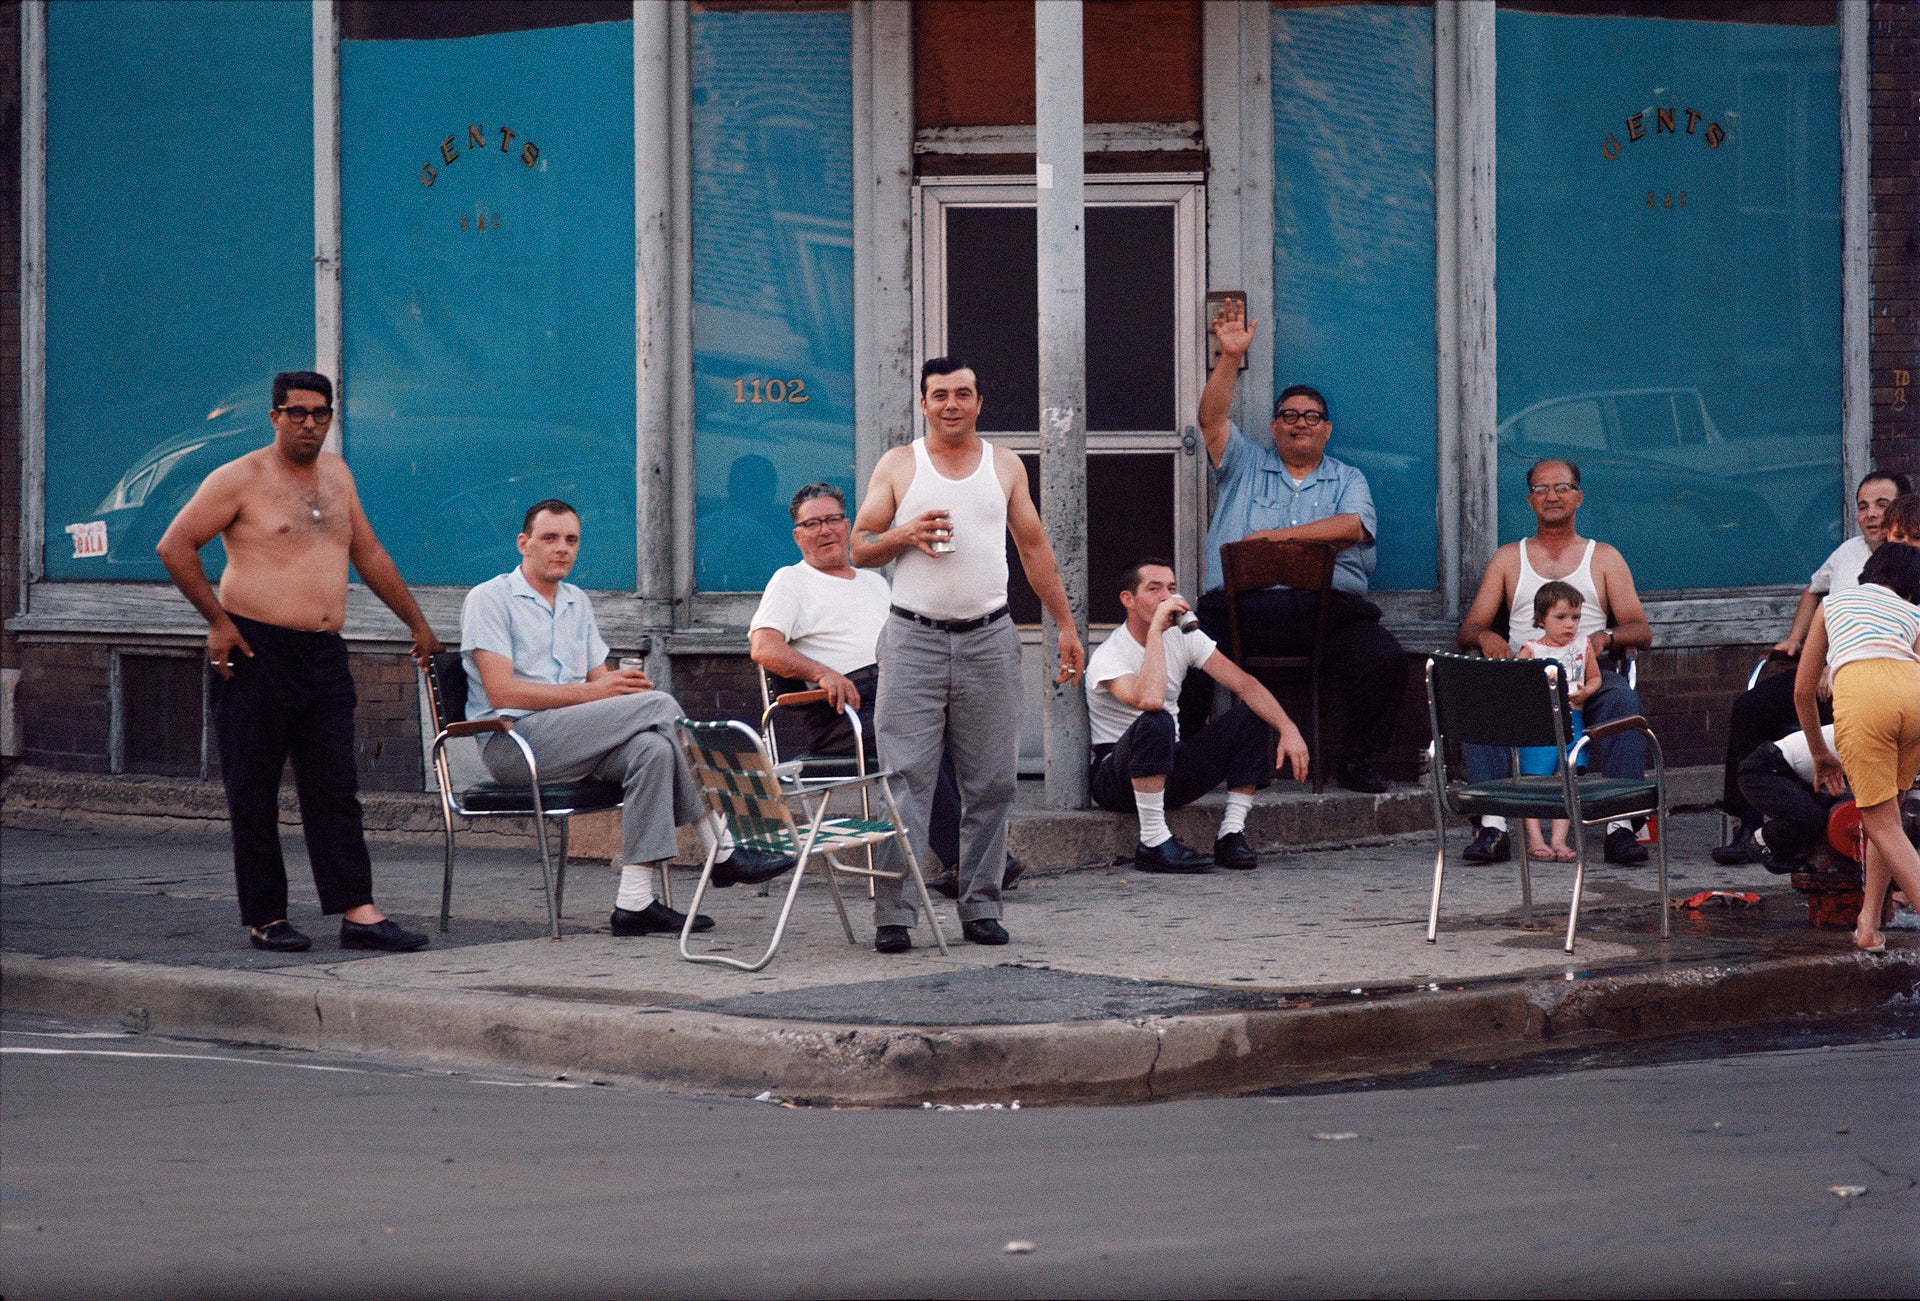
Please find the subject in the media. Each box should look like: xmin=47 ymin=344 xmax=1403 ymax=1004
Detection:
xmin=482 ymin=691 xmax=703 ymax=866
xmin=874 ymin=613 xmax=1022 ymax=927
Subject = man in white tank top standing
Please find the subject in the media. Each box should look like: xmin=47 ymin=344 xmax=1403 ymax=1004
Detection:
xmin=1455 ymin=458 xmax=1655 ymax=866
xmin=850 ymin=358 xmax=1085 ymax=952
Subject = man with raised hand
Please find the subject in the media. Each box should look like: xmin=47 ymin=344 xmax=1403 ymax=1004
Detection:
xmin=850 ymin=357 xmax=1084 ymax=952
xmin=158 ymin=370 xmax=438 ymax=954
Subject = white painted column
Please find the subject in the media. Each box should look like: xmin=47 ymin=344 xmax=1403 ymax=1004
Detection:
xmin=1201 ymin=1 xmax=1273 ymax=438
xmin=312 ymin=0 xmax=343 ymax=455
xmin=1839 ymin=0 xmax=1870 ymax=526
xmin=1452 ymin=1 xmax=1498 ymax=608
xmin=1036 ymin=0 xmax=1089 ymax=809
xmin=852 ymin=0 xmax=916 ymax=488
xmin=1434 ymin=3 xmax=1460 ymax=615
xmin=20 ymin=0 xmax=46 ymax=604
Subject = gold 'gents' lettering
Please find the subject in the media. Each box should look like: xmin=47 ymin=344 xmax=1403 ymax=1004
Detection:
xmin=440 ymin=135 xmax=459 ymax=165
xmin=1685 ymin=108 xmax=1702 ymax=134
xmin=1704 ymin=123 xmax=1725 ymax=148
xmin=1603 ymin=135 xmax=1622 ymax=160
xmin=521 ymin=142 xmax=540 ymax=166
xmin=499 ymin=127 xmax=516 ymax=153
xmin=1656 ymin=106 xmax=1675 ymax=133
xmin=1626 ymin=113 xmax=1645 ymax=141
xmin=420 ymin=163 xmax=437 ymax=186
xmin=469 ymin=124 xmax=485 ymax=149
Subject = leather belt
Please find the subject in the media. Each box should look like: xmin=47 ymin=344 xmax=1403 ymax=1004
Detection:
xmin=888 ymin=604 xmax=1011 ymax=634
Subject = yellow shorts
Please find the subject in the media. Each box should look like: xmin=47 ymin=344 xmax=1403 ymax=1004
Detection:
xmin=1832 ymin=658 xmax=1920 ymax=809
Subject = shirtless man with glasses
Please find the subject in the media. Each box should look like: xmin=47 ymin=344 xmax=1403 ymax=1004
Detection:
xmin=157 ymin=370 xmax=442 ymax=954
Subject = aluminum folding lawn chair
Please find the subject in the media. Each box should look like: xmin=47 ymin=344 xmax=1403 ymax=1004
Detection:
xmin=675 ymin=718 xmax=949 ymax=972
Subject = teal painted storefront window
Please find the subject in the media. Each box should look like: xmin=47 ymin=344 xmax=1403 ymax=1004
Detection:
xmin=44 ymin=1 xmax=313 ymax=582
xmin=691 ymin=9 xmax=855 ymax=593
xmin=1272 ymin=4 xmax=1439 ymax=593
xmin=341 ymin=21 xmax=636 ymax=589
xmin=1496 ymin=7 xmax=1842 ymax=591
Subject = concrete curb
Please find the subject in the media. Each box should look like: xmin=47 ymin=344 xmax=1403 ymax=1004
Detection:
xmin=5 ymin=947 xmax=1912 ymax=1105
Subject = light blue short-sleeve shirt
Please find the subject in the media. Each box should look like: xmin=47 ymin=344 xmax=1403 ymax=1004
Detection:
xmin=459 ymin=567 xmax=610 ymax=720
xmin=1200 ymin=421 xmax=1378 ymax=595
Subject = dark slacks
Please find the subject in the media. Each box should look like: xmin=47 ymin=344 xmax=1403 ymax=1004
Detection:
xmin=1720 ymin=669 xmax=1832 ymax=825
xmin=1089 ymin=702 xmax=1276 ymax=814
xmin=1462 ymin=668 xmax=1646 ymax=789
xmin=1184 ymin=587 xmax=1405 ymax=759
xmin=1736 ymin=742 xmax=1835 ymax=863
xmin=211 ymin=614 xmax=374 ymax=928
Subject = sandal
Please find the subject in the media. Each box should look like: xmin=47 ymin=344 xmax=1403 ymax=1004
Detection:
xmin=1855 ymin=929 xmax=1886 ymax=954
xmin=1527 ymin=844 xmax=1557 ymax=862
xmin=1552 ymin=847 xmax=1578 ymax=862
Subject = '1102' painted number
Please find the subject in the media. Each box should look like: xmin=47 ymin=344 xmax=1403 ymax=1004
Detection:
xmin=732 ymin=378 xmax=810 ymax=405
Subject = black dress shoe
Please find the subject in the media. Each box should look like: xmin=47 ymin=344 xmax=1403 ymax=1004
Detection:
xmin=961 ymin=917 xmax=1009 ymax=945
xmin=1462 ymin=825 xmax=1511 ymax=864
xmin=339 ymin=917 xmax=429 ymax=952
xmin=1604 ymin=827 xmax=1650 ymax=865
xmin=1004 ymin=858 xmax=1027 ymax=891
xmin=249 ymin=920 xmax=311 ymax=953
xmin=1711 ymin=826 xmax=1757 ymax=865
xmin=1336 ymin=758 xmax=1390 ymax=794
xmin=927 ymin=868 xmax=960 ymax=899
xmin=611 ymin=902 xmax=714 ymax=936
xmin=1134 ymin=837 xmax=1214 ymax=873
xmin=708 ymin=847 xmax=796 ymax=888
xmin=1211 ymin=831 xmax=1258 ymax=870
xmin=874 ymin=924 xmax=913 ymax=954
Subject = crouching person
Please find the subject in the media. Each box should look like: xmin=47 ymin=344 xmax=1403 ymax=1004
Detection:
xmin=1087 ymin=560 xmax=1311 ymax=872
xmin=461 ymin=500 xmax=794 ymax=938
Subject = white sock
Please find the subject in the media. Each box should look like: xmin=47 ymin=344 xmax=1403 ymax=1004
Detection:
xmin=696 ymin=811 xmax=735 ymax=857
xmin=615 ymin=863 xmax=656 ymax=912
xmin=1219 ymin=791 xmax=1254 ymax=837
xmin=1752 ymin=827 xmax=1768 ymax=852
xmin=1482 ymin=816 xmax=1508 ymax=833
xmin=1135 ymin=789 xmax=1171 ymax=847
xmin=1607 ymin=819 xmax=1631 ymax=837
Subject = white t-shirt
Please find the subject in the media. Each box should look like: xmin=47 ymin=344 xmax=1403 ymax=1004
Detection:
xmin=1809 ymin=536 xmax=1871 ymax=596
xmin=1085 ymin=622 xmax=1219 ymax=746
xmin=1774 ymin=724 xmax=1840 ymax=788
xmin=748 ymin=563 xmax=893 ymax=675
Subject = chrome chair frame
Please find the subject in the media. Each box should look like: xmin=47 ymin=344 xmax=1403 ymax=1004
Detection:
xmin=760 ymin=666 xmax=877 ymax=891
xmin=1424 ymin=652 xmax=1669 ymax=954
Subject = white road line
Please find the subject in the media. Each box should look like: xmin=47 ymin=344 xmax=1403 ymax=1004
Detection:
xmin=0 ymin=1046 xmax=366 ymax=1074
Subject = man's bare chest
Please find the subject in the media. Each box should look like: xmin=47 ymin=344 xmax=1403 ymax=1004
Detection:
xmin=234 ymin=477 xmax=351 ymax=547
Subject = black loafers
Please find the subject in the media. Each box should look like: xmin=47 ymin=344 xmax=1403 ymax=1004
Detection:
xmin=1710 ymin=826 xmax=1757 ymax=865
xmin=1462 ymin=826 xmax=1512 ymax=864
xmin=1604 ymin=827 xmax=1650 ymax=865
xmin=248 ymin=920 xmax=311 ymax=952
xmin=1004 ymin=858 xmax=1027 ymax=891
xmin=708 ymin=847 xmax=796 ymax=888
xmin=1134 ymin=837 xmax=1214 ymax=874
xmin=339 ymin=917 xmax=429 ymax=952
xmin=1212 ymin=831 xmax=1259 ymax=870
xmin=928 ymin=857 xmax=1027 ymax=899
xmin=610 ymin=902 xmax=714 ymax=936
xmin=961 ymin=917 xmax=1009 ymax=945
xmin=874 ymin=924 xmax=913 ymax=953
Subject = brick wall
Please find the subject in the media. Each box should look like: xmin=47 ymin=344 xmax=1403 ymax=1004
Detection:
xmin=1872 ymin=0 xmax=1919 ymax=479
xmin=670 ymin=652 xmax=763 ymax=725
xmin=348 ymin=651 xmax=426 ymax=792
xmin=18 ymin=643 xmax=109 ymax=772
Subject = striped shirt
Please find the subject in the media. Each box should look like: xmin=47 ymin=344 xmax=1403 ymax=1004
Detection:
xmin=1823 ymin=583 xmax=1920 ymax=672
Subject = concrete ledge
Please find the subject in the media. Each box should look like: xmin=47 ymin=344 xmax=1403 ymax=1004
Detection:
xmin=6 ymin=947 xmax=1912 ymax=1105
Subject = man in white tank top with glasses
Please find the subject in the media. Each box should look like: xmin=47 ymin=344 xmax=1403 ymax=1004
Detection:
xmin=1455 ymin=458 xmax=1655 ymax=867
xmin=850 ymin=357 xmax=1085 ymax=953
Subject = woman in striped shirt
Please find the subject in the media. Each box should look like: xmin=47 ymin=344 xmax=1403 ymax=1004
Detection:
xmin=1795 ymin=543 xmax=1920 ymax=953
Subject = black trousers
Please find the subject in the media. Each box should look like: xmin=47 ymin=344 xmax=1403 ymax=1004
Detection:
xmin=1182 ymin=587 xmax=1405 ymax=759
xmin=1088 ymin=702 xmax=1276 ymax=814
xmin=767 ymin=664 xmax=973 ymax=872
xmin=1721 ymin=670 xmax=1832 ymax=825
xmin=211 ymin=614 xmax=374 ymax=928
xmin=1736 ymin=741 xmax=1835 ymax=863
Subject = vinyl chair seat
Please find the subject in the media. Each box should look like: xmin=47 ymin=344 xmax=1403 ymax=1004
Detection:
xmin=456 ymin=779 xmax=623 ymax=815
xmin=1449 ymin=775 xmax=1660 ymax=822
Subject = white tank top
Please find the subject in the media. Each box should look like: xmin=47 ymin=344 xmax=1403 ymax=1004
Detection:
xmin=1506 ymin=538 xmax=1608 ymax=653
xmin=890 ymin=437 xmax=1009 ymax=621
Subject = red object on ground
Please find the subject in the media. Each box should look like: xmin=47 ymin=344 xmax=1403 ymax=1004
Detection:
xmin=1828 ymin=801 xmax=1865 ymax=862
xmin=1676 ymin=890 xmax=1761 ymax=910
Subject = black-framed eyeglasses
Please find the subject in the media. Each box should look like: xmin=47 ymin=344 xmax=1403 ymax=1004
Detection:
xmin=1275 ymin=409 xmax=1326 ymax=427
xmin=274 ymin=405 xmax=334 ymax=425
xmin=794 ymin=513 xmax=847 ymax=531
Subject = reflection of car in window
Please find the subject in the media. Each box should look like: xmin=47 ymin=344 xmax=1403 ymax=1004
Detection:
xmin=1497 ymin=387 xmax=1838 ymax=587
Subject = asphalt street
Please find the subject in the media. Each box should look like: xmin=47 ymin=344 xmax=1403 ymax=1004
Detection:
xmin=3 ymin=1010 xmax=1915 ymax=1300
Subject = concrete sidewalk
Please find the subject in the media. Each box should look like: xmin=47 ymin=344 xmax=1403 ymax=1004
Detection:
xmin=4 ymin=791 xmax=1916 ymax=1104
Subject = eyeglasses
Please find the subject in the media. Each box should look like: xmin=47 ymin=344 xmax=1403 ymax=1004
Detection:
xmin=274 ymin=405 xmax=334 ymax=425
xmin=1528 ymin=482 xmax=1579 ymax=496
xmin=793 ymin=513 xmax=847 ymax=531
xmin=1275 ymin=409 xmax=1326 ymax=427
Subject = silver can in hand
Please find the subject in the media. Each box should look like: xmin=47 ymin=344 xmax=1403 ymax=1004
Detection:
xmin=930 ymin=520 xmax=956 ymax=555
xmin=617 ymin=657 xmax=646 ymax=673
xmin=1168 ymin=596 xmax=1201 ymax=634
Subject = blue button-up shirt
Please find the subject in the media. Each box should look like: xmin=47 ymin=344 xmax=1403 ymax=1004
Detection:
xmin=460 ymin=567 xmax=609 ymax=721
xmin=1201 ymin=421 xmax=1378 ymax=595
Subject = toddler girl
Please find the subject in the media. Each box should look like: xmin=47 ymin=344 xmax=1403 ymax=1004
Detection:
xmin=1518 ymin=580 xmax=1599 ymax=862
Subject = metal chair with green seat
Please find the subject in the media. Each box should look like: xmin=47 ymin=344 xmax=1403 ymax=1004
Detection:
xmin=421 ymin=650 xmax=628 ymax=940
xmin=675 ymin=717 xmax=948 ymax=972
xmin=1423 ymin=651 xmax=1670 ymax=954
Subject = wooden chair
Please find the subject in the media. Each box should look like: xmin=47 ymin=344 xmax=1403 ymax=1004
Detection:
xmin=1423 ymin=652 xmax=1670 ymax=954
xmin=1219 ymin=537 xmax=1339 ymax=792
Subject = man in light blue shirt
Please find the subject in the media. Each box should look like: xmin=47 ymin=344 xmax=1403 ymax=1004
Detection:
xmin=461 ymin=499 xmax=792 ymax=938
xmin=1182 ymin=300 xmax=1407 ymax=794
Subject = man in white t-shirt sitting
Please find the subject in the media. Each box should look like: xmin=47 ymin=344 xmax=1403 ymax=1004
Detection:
xmin=748 ymin=482 xmax=1022 ymax=894
xmin=1086 ymin=559 xmax=1311 ymax=872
